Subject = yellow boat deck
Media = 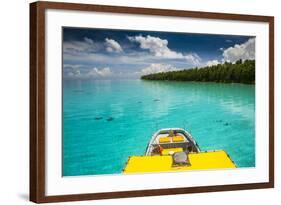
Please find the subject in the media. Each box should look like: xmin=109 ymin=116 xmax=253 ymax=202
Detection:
xmin=123 ymin=150 xmax=236 ymax=174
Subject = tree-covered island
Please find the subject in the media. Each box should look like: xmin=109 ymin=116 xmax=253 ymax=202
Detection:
xmin=141 ymin=60 xmax=255 ymax=84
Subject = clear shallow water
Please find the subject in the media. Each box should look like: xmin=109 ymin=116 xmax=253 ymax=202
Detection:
xmin=63 ymin=80 xmax=255 ymax=176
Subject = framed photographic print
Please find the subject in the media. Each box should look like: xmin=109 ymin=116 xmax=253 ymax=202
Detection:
xmin=30 ymin=1 xmax=274 ymax=203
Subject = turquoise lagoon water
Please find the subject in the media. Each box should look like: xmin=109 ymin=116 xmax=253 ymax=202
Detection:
xmin=63 ymin=80 xmax=255 ymax=176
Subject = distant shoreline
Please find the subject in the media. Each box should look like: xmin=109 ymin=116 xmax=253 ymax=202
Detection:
xmin=141 ymin=59 xmax=255 ymax=85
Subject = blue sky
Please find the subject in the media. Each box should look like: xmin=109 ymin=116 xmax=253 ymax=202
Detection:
xmin=63 ymin=27 xmax=255 ymax=79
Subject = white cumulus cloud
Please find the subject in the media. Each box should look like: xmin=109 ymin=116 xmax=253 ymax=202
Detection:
xmin=84 ymin=37 xmax=94 ymax=45
xmin=140 ymin=64 xmax=177 ymax=75
xmin=128 ymin=35 xmax=201 ymax=65
xmin=63 ymin=64 xmax=84 ymax=69
xmin=65 ymin=67 xmax=112 ymax=78
xmin=63 ymin=37 xmax=100 ymax=53
xmin=204 ymin=38 xmax=255 ymax=67
xmin=88 ymin=67 xmax=112 ymax=77
xmin=105 ymin=38 xmax=123 ymax=53
xmin=206 ymin=60 xmax=220 ymax=67
xmin=66 ymin=68 xmax=81 ymax=77
xmin=223 ymin=38 xmax=255 ymax=62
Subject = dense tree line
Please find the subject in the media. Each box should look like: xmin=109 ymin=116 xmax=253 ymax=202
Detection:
xmin=141 ymin=60 xmax=255 ymax=84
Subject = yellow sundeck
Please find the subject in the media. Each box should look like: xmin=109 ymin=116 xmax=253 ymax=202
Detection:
xmin=123 ymin=128 xmax=236 ymax=174
xmin=124 ymin=151 xmax=235 ymax=173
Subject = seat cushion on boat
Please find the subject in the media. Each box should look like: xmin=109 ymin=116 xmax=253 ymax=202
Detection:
xmin=162 ymin=148 xmax=183 ymax=155
xmin=159 ymin=137 xmax=171 ymax=143
xmin=172 ymin=136 xmax=184 ymax=142
xmin=172 ymin=151 xmax=191 ymax=167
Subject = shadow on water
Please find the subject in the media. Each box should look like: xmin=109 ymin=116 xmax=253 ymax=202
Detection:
xmin=106 ymin=117 xmax=114 ymax=122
